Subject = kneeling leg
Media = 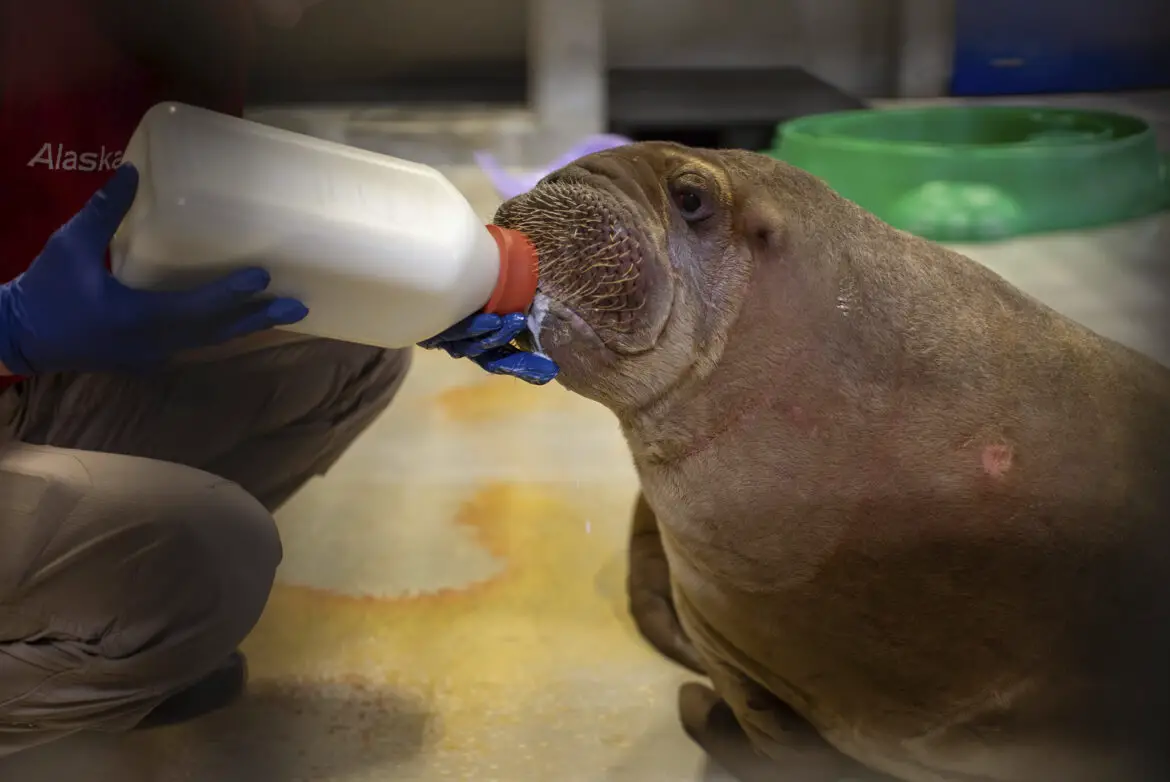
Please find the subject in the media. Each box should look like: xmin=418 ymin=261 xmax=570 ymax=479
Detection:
xmin=0 ymin=443 xmax=281 ymax=756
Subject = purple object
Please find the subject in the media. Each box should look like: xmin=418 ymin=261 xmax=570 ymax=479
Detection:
xmin=475 ymin=134 xmax=632 ymax=200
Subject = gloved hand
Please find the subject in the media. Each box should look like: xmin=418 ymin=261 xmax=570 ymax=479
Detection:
xmin=419 ymin=312 xmax=558 ymax=385
xmin=0 ymin=164 xmax=309 ymax=376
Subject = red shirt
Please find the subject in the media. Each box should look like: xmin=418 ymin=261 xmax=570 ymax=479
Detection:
xmin=0 ymin=0 xmax=254 ymax=388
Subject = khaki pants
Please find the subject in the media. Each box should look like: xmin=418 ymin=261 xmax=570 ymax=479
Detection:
xmin=0 ymin=334 xmax=411 ymax=756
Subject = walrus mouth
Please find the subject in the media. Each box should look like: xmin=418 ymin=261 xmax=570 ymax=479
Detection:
xmin=493 ymin=179 xmax=668 ymax=355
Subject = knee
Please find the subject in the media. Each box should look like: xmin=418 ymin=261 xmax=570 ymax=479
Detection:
xmin=135 ymin=477 xmax=283 ymax=663
xmin=2 ymin=449 xmax=282 ymax=635
xmin=173 ymin=478 xmax=283 ymax=633
xmin=74 ymin=464 xmax=283 ymax=681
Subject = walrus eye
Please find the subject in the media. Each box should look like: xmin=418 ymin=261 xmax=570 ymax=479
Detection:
xmin=670 ymin=183 xmax=714 ymax=223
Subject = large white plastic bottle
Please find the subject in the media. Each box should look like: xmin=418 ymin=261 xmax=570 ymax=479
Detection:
xmin=109 ymin=102 xmax=539 ymax=349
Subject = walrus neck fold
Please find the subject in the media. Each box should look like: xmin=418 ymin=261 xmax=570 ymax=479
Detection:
xmin=618 ymin=345 xmax=756 ymax=465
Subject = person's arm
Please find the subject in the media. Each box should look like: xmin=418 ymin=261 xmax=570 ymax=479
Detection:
xmin=0 ymin=165 xmax=309 ymax=377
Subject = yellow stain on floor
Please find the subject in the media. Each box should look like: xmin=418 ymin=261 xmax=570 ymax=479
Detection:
xmin=432 ymin=373 xmax=574 ymax=423
xmin=212 ymin=349 xmax=702 ymax=780
xmin=229 ymin=477 xmax=699 ymax=781
xmin=248 ymin=481 xmax=641 ymax=678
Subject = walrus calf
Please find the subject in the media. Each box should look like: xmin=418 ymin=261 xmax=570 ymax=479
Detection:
xmin=493 ymin=143 xmax=1170 ymax=782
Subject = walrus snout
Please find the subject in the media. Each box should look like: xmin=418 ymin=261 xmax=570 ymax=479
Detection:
xmin=492 ymin=171 xmax=673 ymax=358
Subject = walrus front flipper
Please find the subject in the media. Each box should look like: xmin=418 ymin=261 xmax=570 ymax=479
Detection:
xmin=679 ymin=683 xmax=894 ymax=782
xmin=627 ymin=491 xmax=706 ymax=674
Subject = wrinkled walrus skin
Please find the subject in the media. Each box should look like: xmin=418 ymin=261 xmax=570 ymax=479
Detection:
xmin=493 ymin=142 xmax=1170 ymax=782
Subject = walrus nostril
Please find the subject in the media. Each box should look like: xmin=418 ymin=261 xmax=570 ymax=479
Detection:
xmin=493 ymin=182 xmax=650 ymax=335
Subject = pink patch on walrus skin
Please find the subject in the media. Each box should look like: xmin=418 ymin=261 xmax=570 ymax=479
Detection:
xmin=981 ymin=443 xmax=1014 ymax=478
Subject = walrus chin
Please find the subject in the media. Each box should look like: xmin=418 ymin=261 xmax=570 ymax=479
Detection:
xmin=491 ymin=155 xmax=678 ymax=401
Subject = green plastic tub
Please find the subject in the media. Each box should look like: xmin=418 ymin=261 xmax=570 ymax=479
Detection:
xmin=769 ymin=106 xmax=1170 ymax=242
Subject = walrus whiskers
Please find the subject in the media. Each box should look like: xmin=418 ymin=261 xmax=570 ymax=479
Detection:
xmin=495 ymin=181 xmax=648 ymax=332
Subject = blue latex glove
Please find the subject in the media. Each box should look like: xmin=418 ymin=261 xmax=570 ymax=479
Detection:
xmin=419 ymin=312 xmax=558 ymax=385
xmin=0 ymin=164 xmax=309 ymax=376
